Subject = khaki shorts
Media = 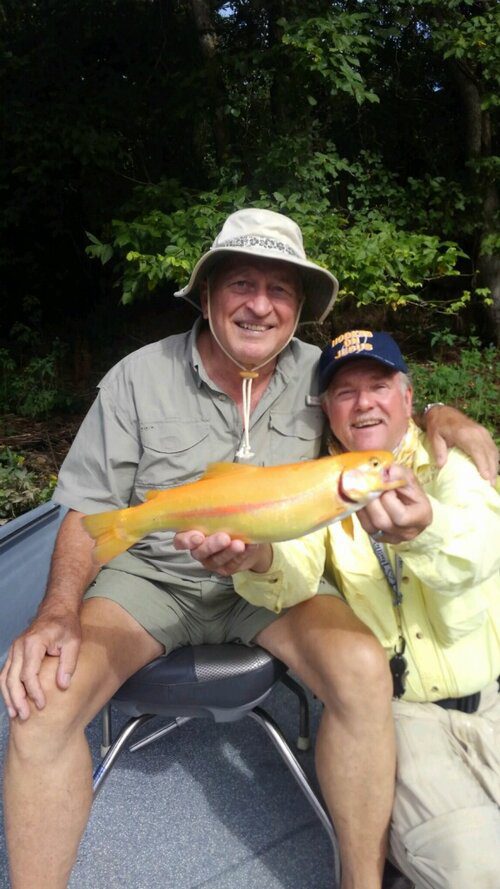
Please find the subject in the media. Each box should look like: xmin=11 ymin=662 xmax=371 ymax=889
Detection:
xmin=84 ymin=552 xmax=281 ymax=653
xmin=389 ymin=681 xmax=500 ymax=889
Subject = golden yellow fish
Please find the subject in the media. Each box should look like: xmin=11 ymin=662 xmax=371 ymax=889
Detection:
xmin=82 ymin=450 xmax=401 ymax=564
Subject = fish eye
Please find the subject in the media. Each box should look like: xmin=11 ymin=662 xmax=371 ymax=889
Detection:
xmin=369 ymin=457 xmax=380 ymax=468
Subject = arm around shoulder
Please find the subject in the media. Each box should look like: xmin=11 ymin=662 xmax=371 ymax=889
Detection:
xmin=418 ymin=404 xmax=498 ymax=484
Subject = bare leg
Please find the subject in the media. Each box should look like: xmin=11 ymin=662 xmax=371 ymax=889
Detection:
xmin=3 ymin=598 xmax=164 ymax=889
xmin=256 ymin=596 xmax=395 ymax=889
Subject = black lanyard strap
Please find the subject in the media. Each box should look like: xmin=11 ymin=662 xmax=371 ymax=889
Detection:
xmin=370 ymin=536 xmax=408 ymax=698
xmin=370 ymin=538 xmax=403 ymax=606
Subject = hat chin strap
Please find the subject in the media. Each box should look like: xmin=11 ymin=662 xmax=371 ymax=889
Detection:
xmin=206 ymin=284 xmax=303 ymax=460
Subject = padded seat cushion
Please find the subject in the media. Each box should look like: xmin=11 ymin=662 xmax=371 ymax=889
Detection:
xmin=113 ymin=644 xmax=287 ymax=717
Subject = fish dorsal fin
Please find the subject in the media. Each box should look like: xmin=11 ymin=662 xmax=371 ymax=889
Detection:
xmin=143 ymin=462 xmax=258 ymax=500
xmin=201 ymin=462 xmax=260 ymax=481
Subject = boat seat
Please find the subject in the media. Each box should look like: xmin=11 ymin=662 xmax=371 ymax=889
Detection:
xmin=92 ymin=643 xmax=340 ymax=882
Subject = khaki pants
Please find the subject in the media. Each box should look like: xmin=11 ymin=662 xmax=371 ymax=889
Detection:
xmin=390 ymin=682 xmax=500 ymax=889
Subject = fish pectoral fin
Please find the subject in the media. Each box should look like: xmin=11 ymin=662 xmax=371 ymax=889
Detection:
xmin=144 ymin=489 xmax=163 ymax=500
xmin=341 ymin=515 xmax=354 ymax=539
xmin=201 ymin=462 xmax=261 ymax=480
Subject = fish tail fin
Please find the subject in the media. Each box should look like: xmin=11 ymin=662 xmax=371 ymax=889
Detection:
xmin=82 ymin=511 xmax=141 ymax=565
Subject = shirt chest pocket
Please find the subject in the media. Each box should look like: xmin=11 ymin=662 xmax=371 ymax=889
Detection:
xmin=135 ymin=420 xmax=211 ymax=491
xmin=268 ymin=408 xmax=325 ymax=463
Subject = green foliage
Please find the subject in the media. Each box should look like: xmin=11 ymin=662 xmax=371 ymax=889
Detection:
xmin=410 ymin=344 xmax=499 ymax=444
xmin=86 ymin=174 xmax=476 ymax=315
xmin=2 ymin=0 xmax=499 ymax=346
xmin=279 ymin=11 xmax=381 ymax=106
xmin=415 ymin=0 xmax=500 ymax=109
xmin=0 ymin=295 xmax=79 ymax=417
xmin=87 ymin=185 xmax=252 ymax=304
xmin=0 ymin=448 xmax=57 ymax=523
xmin=0 ymin=340 xmax=76 ymax=418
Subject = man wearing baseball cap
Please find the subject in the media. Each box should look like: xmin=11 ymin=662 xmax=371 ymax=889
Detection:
xmin=1 ymin=208 xmax=496 ymax=889
xmin=231 ymin=328 xmax=500 ymax=889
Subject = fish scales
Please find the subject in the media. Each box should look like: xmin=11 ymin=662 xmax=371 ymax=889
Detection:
xmin=82 ymin=450 xmax=401 ymax=564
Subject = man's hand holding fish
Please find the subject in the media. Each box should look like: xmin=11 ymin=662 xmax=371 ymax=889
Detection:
xmin=175 ymin=462 xmax=433 ymax=571
xmin=174 ymin=531 xmax=273 ymax=578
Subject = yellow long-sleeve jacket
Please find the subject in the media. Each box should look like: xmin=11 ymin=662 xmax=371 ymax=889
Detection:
xmin=235 ymin=433 xmax=500 ymax=702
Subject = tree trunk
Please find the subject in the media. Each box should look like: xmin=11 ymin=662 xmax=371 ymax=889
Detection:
xmin=450 ymin=60 xmax=500 ymax=344
xmin=268 ymin=0 xmax=289 ymax=134
xmin=190 ymin=0 xmax=229 ymax=166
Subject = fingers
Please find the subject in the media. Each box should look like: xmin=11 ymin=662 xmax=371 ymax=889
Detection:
xmin=173 ymin=530 xmax=206 ymax=551
xmin=420 ymin=404 xmax=452 ymax=469
xmin=429 ymin=427 xmax=498 ymax=482
xmin=0 ymin=638 xmax=45 ymax=720
xmin=467 ymin=430 xmax=499 ymax=485
xmin=423 ymin=405 xmax=498 ymax=483
xmin=193 ymin=533 xmax=241 ymax=560
xmin=0 ymin=615 xmax=82 ymax=719
xmin=358 ymin=498 xmax=398 ymax=538
xmin=358 ymin=479 xmax=432 ymax=543
xmin=0 ymin=651 xmax=17 ymax=719
xmin=56 ymin=637 xmax=81 ymax=690
xmin=191 ymin=534 xmax=247 ymax=573
xmin=174 ymin=530 xmax=266 ymax=576
xmin=361 ymin=490 xmax=408 ymax=529
xmin=174 ymin=530 xmax=243 ymax=563
xmin=428 ymin=431 xmax=448 ymax=470
xmin=19 ymin=636 xmax=50 ymax=713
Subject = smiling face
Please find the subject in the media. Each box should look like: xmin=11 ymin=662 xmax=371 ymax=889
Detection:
xmin=322 ymin=359 xmax=413 ymax=452
xmin=200 ymin=257 xmax=302 ymax=371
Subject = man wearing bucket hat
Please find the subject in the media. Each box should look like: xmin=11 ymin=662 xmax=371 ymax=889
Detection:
xmin=225 ymin=329 xmax=500 ymax=889
xmin=0 ymin=210 xmax=497 ymax=889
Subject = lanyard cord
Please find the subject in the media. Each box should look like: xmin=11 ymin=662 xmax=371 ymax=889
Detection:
xmin=370 ymin=538 xmax=406 ymax=655
xmin=370 ymin=539 xmax=402 ymax=606
xmin=239 ymin=372 xmax=259 ymax=459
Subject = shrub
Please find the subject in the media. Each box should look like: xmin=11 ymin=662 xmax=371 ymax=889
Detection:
xmin=409 ymin=346 xmax=499 ymax=445
xmin=0 ymin=448 xmax=57 ymax=523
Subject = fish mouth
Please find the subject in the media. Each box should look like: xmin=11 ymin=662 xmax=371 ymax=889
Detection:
xmin=338 ymin=466 xmax=393 ymax=503
xmin=338 ymin=474 xmax=356 ymax=503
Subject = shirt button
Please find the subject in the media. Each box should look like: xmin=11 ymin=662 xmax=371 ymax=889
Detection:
xmin=431 ymin=685 xmax=439 ymax=692
xmin=416 ymin=632 xmax=423 ymax=639
xmin=402 ymin=576 xmax=410 ymax=583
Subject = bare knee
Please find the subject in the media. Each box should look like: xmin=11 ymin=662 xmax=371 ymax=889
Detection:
xmin=277 ymin=598 xmax=392 ymax=711
xmin=7 ymin=671 xmax=90 ymax=766
xmin=319 ymin=633 xmax=392 ymax=712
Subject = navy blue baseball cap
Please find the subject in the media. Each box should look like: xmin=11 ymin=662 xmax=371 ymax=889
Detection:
xmin=319 ymin=329 xmax=408 ymax=393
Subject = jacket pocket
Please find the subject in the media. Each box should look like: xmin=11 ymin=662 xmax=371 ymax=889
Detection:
xmin=268 ymin=408 xmax=324 ymax=463
xmin=424 ymin=587 xmax=488 ymax=646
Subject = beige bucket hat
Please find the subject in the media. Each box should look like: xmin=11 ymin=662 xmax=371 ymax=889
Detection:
xmin=174 ymin=207 xmax=339 ymax=323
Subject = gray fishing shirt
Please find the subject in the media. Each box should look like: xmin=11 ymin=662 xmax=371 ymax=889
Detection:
xmin=53 ymin=319 xmax=325 ymax=582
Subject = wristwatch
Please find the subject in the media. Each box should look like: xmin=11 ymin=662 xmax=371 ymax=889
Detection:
xmin=423 ymin=402 xmax=445 ymax=415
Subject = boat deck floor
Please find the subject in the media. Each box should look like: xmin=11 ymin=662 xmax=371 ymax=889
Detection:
xmin=1 ymin=684 xmax=335 ymax=888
